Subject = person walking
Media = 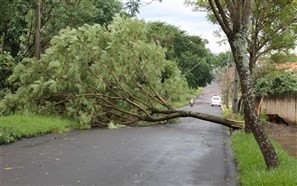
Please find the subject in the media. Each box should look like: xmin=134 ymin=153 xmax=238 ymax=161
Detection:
xmin=190 ymin=98 xmax=194 ymax=107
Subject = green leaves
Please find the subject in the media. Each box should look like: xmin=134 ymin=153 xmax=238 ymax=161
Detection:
xmin=1 ymin=0 xmax=123 ymax=61
xmin=254 ymin=69 xmax=297 ymax=96
xmin=2 ymin=17 xmax=191 ymax=127
xmin=0 ymin=52 xmax=16 ymax=95
xmin=146 ymin=21 xmax=213 ymax=88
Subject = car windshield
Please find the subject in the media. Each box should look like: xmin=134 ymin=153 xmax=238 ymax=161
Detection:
xmin=212 ymin=96 xmax=221 ymax=100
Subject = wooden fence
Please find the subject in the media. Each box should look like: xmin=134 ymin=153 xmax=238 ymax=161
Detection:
xmin=255 ymin=94 xmax=297 ymax=125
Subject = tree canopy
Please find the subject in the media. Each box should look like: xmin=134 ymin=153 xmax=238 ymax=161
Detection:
xmin=147 ymin=22 xmax=214 ymax=88
xmin=187 ymin=0 xmax=297 ymax=72
xmin=0 ymin=0 xmax=124 ymax=59
xmin=1 ymin=17 xmax=191 ymax=128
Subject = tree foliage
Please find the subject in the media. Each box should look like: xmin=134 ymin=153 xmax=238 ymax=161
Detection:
xmin=247 ymin=0 xmax=297 ymax=71
xmin=206 ymin=51 xmax=231 ymax=68
xmin=0 ymin=0 xmax=124 ymax=59
xmin=0 ymin=52 xmax=16 ymax=98
xmin=269 ymin=52 xmax=297 ymax=63
xmin=187 ymin=0 xmax=297 ymax=72
xmin=254 ymin=67 xmax=297 ymax=96
xmin=124 ymin=0 xmax=162 ymax=16
xmin=0 ymin=0 xmax=125 ymax=93
xmin=147 ymin=22 xmax=214 ymax=88
xmin=1 ymin=17 xmax=190 ymax=127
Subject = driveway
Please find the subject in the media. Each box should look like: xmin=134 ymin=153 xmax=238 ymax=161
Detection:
xmin=0 ymin=82 xmax=237 ymax=186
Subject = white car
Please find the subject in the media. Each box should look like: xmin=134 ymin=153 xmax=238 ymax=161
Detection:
xmin=211 ymin=96 xmax=221 ymax=107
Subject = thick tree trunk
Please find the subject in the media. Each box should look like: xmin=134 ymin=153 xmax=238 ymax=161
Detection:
xmin=229 ymin=29 xmax=279 ymax=169
xmin=91 ymin=109 xmax=243 ymax=130
xmin=147 ymin=109 xmax=243 ymax=130
xmin=244 ymin=51 xmax=258 ymax=132
xmin=208 ymin=0 xmax=279 ymax=169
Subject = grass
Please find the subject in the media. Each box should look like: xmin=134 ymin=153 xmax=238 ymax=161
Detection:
xmin=231 ymin=131 xmax=297 ymax=186
xmin=222 ymin=108 xmax=244 ymax=121
xmin=0 ymin=113 xmax=78 ymax=145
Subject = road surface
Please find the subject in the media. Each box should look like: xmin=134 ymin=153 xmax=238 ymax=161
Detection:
xmin=0 ymin=82 xmax=237 ymax=186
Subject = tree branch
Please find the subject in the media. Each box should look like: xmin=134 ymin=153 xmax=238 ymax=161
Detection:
xmin=209 ymin=0 xmax=232 ymax=36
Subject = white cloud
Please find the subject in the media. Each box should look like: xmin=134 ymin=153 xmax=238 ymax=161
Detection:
xmin=135 ymin=0 xmax=230 ymax=54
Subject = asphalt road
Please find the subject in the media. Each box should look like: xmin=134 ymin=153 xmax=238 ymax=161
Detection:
xmin=0 ymin=82 xmax=237 ymax=186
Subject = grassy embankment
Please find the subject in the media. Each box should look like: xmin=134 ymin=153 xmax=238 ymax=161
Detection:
xmin=225 ymin=108 xmax=297 ymax=186
xmin=0 ymin=114 xmax=78 ymax=145
xmin=232 ymin=131 xmax=297 ymax=185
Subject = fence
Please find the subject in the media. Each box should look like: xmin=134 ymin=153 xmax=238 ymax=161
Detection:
xmin=255 ymin=94 xmax=297 ymax=125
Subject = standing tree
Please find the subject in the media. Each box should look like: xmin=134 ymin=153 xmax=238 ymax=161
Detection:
xmin=187 ymin=0 xmax=279 ymax=169
xmin=217 ymin=65 xmax=234 ymax=109
xmin=216 ymin=0 xmax=279 ymax=169
xmin=188 ymin=0 xmax=296 ymax=128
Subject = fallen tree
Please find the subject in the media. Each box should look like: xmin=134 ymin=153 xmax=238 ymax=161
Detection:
xmin=145 ymin=109 xmax=243 ymax=129
xmin=0 ymin=17 xmax=242 ymax=130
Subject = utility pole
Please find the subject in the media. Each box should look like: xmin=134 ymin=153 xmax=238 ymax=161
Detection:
xmin=232 ymin=68 xmax=239 ymax=113
xmin=35 ymin=0 xmax=41 ymax=59
xmin=225 ymin=52 xmax=233 ymax=109
xmin=225 ymin=66 xmax=230 ymax=109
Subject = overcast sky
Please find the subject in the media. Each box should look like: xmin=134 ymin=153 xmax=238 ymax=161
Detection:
xmin=135 ymin=0 xmax=230 ymax=54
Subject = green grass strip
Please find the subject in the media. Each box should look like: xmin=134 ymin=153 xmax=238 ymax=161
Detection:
xmin=0 ymin=114 xmax=78 ymax=145
xmin=231 ymin=131 xmax=297 ymax=186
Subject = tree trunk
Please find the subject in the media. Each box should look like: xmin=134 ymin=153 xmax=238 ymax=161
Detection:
xmin=35 ymin=0 xmax=41 ymax=59
xmin=207 ymin=0 xmax=279 ymax=169
xmin=225 ymin=88 xmax=229 ymax=109
xmin=90 ymin=109 xmax=243 ymax=130
xmin=244 ymin=51 xmax=258 ymax=132
xmin=148 ymin=109 xmax=243 ymax=130
xmin=229 ymin=29 xmax=279 ymax=169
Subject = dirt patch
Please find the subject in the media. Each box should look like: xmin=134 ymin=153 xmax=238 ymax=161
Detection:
xmin=266 ymin=123 xmax=297 ymax=158
xmin=275 ymin=62 xmax=297 ymax=70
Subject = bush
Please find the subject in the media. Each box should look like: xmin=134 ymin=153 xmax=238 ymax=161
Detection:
xmin=0 ymin=52 xmax=16 ymax=98
xmin=254 ymin=69 xmax=297 ymax=96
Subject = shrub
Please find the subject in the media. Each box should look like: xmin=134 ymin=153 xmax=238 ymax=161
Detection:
xmin=254 ymin=69 xmax=297 ymax=96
